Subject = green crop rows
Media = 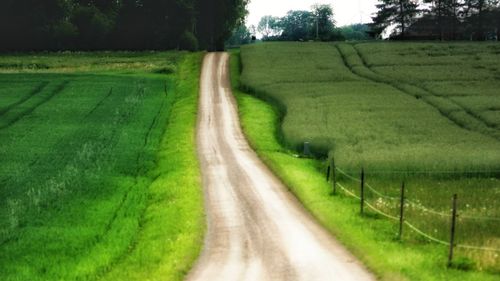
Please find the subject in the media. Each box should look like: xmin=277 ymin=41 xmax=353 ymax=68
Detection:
xmin=239 ymin=42 xmax=500 ymax=272
xmin=0 ymin=52 xmax=203 ymax=281
xmin=240 ymin=42 xmax=500 ymax=174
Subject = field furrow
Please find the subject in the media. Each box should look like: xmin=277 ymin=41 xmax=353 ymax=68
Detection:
xmin=85 ymin=87 xmax=115 ymax=118
xmin=337 ymin=43 xmax=500 ymax=140
xmin=352 ymin=44 xmax=500 ymax=138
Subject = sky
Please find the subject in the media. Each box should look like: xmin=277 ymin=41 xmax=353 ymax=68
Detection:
xmin=246 ymin=0 xmax=379 ymax=29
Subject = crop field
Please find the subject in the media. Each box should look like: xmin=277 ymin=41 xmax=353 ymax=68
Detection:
xmin=239 ymin=42 xmax=500 ymax=272
xmin=240 ymin=42 xmax=500 ymax=173
xmin=0 ymin=52 xmax=203 ymax=281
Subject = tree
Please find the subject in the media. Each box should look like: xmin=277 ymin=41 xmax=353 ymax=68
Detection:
xmin=195 ymin=0 xmax=249 ymax=50
xmin=340 ymin=24 xmax=372 ymax=40
xmin=372 ymin=0 xmax=420 ymax=38
xmin=257 ymin=16 xmax=281 ymax=39
xmin=486 ymin=6 xmax=500 ymax=39
xmin=76 ymin=0 xmax=118 ymax=13
xmin=311 ymin=4 xmax=336 ymax=40
xmin=370 ymin=0 xmax=499 ymax=40
xmin=226 ymin=24 xmax=252 ymax=46
xmin=421 ymin=0 xmax=464 ymax=40
xmin=280 ymin=10 xmax=314 ymax=41
xmin=0 ymin=0 xmax=248 ymax=51
xmin=0 ymin=0 xmax=71 ymax=50
xmin=256 ymin=4 xmax=342 ymax=42
xmin=71 ymin=5 xmax=114 ymax=49
xmin=464 ymin=0 xmax=500 ymax=39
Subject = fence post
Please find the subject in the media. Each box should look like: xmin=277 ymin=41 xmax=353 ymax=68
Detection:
xmin=303 ymin=142 xmax=311 ymax=157
xmin=399 ymin=181 xmax=405 ymax=239
xmin=360 ymin=167 xmax=365 ymax=215
xmin=332 ymin=158 xmax=337 ymax=195
xmin=447 ymin=194 xmax=458 ymax=267
xmin=326 ymin=164 xmax=331 ymax=182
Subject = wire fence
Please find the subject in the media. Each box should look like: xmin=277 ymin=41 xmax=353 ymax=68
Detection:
xmin=334 ymin=168 xmax=500 ymax=175
xmin=330 ymin=164 xmax=500 ymax=266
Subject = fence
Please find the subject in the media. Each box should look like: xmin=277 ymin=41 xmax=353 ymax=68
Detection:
xmin=325 ymin=160 xmax=500 ymax=267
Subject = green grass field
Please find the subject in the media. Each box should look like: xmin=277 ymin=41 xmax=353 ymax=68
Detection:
xmin=240 ymin=42 xmax=500 ymax=174
xmin=0 ymin=52 xmax=203 ymax=281
xmin=236 ymin=42 xmax=500 ymax=277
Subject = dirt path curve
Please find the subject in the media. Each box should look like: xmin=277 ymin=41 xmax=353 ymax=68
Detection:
xmin=186 ymin=52 xmax=376 ymax=281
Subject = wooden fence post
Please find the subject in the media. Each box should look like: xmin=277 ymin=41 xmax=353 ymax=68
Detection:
xmin=332 ymin=158 xmax=337 ymax=195
xmin=399 ymin=181 xmax=405 ymax=239
xmin=303 ymin=142 xmax=311 ymax=157
xmin=360 ymin=167 xmax=365 ymax=215
xmin=326 ymin=165 xmax=331 ymax=182
xmin=447 ymin=194 xmax=458 ymax=267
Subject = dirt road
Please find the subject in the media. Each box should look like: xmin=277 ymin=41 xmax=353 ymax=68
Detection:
xmin=186 ymin=52 xmax=376 ymax=281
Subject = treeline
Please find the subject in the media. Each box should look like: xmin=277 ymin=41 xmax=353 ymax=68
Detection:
xmin=256 ymin=5 xmax=343 ymax=42
xmin=0 ymin=0 xmax=248 ymax=51
xmin=373 ymin=0 xmax=500 ymax=40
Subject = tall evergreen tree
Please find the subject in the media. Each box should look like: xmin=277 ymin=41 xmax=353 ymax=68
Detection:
xmin=422 ymin=0 xmax=463 ymax=39
xmin=465 ymin=0 xmax=500 ymax=39
xmin=372 ymin=0 xmax=420 ymax=38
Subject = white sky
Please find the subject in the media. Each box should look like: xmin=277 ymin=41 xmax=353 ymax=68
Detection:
xmin=246 ymin=0 xmax=379 ymax=28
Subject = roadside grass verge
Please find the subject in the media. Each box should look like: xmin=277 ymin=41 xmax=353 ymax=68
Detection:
xmin=230 ymin=50 xmax=500 ymax=281
xmin=99 ymin=53 xmax=204 ymax=281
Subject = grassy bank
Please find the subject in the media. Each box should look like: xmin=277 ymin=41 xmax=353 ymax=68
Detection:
xmin=0 ymin=52 xmax=204 ymax=281
xmin=230 ymin=49 xmax=499 ymax=280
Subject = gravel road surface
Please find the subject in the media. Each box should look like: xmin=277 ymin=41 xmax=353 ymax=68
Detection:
xmin=186 ymin=52 xmax=376 ymax=281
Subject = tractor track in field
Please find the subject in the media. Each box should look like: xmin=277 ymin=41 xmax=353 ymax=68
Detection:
xmin=0 ymin=81 xmax=69 ymax=131
xmin=186 ymin=52 xmax=375 ymax=281
xmin=0 ymin=81 xmax=49 ymax=116
xmin=85 ymin=87 xmax=115 ymax=119
xmin=337 ymin=44 xmax=499 ymax=140
xmin=418 ymin=84 xmax=500 ymax=129
xmin=143 ymin=98 xmax=166 ymax=147
xmin=92 ymin=87 xmax=173 ymax=279
xmin=351 ymin=44 xmax=499 ymax=132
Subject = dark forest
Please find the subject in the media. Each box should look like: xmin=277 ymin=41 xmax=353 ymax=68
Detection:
xmin=0 ymin=0 xmax=248 ymax=51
